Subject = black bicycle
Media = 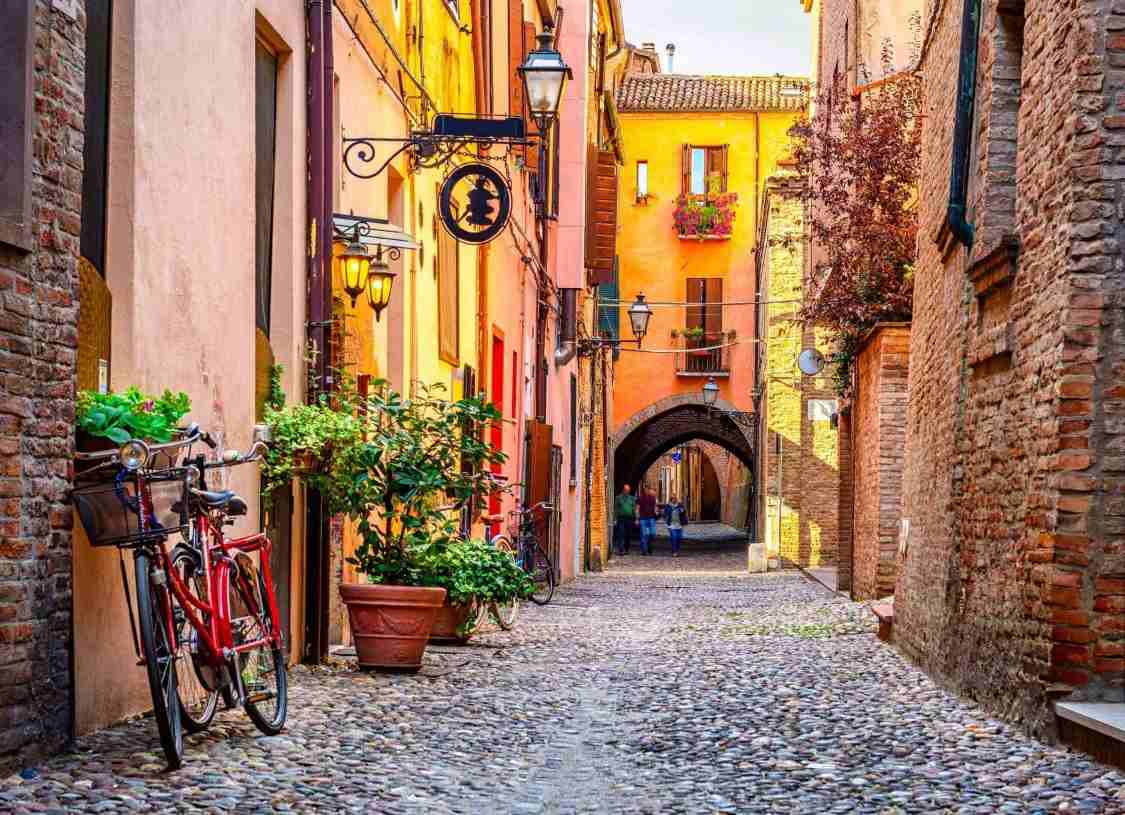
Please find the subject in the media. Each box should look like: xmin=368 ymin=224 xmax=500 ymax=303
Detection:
xmin=491 ymin=501 xmax=556 ymax=606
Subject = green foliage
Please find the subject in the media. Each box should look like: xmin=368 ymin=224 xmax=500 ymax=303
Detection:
xmin=265 ymin=378 xmax=511 ymax=593
xmin=413 ymin=538 xmax=534 ymax=607
xmin=76 ymin=387 xmax=192 ymax=444
xmin=266 ymin=364 xmax=286 ymax=411
xmin=260 ymin=396 xmax=362 ymax=498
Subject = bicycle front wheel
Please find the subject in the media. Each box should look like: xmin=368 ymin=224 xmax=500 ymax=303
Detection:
xmin=227 ymin=557 xmax=288 ymax=735
xmin=490 ymin=535 xmax=519 ymax=629
xmin=135 ymin=551 xmax=184 ymax=769
xmin=529 ymin=544 xmax=556 ymax=606
xmin=170 ymin=549 xmax=218 ymax=733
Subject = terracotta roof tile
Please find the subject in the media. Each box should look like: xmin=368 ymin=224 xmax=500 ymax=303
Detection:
xmin=615 ymin=73 xmax=809 ymax=113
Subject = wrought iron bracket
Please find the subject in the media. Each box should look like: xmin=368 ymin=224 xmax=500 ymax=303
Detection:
xmin=342 ymin=114 xmax=540 ymax=181
xmin=709 ymin=408 xmax=758 ymax=430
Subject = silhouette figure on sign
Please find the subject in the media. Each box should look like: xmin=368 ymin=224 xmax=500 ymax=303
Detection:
xmin=466 ymin=178 xmax=499 ymax=227
xmin=439 ymin=163 xmax=512 ymax=245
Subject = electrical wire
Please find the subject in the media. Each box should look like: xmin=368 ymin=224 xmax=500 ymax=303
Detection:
xmin=596 ymin=298 xmax=802 ymax=308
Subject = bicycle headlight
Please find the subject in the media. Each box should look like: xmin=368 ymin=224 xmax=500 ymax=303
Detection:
xmin=119 ymin=439 xmax=150 ymax=471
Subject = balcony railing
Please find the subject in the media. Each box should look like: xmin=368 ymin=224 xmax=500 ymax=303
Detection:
xmin=673 ymin=330 xmax=733 ymax=376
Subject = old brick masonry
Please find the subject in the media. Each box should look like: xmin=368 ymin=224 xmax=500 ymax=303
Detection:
xmin=0 ymin=1 xmax=82 ymax=768
xmin=899 ymin=0 xmax=1125 ymax=734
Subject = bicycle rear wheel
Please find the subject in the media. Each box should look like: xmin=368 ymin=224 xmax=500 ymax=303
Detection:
xmin=227 ymin=557 xmax=287 ymax=735
xmin=135 ymin=551 xmax=184 ymax=769
xmin=169 ymin=549 xmax=218 ymax=733
xmin=529 ymin=544 xmax=556 ymax=606
xmin=489 ymin=535 xmax=519 ymax=629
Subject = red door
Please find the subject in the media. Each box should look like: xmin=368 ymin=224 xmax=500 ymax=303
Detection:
xmin=489 ymin=335 xmax=505 ymax=538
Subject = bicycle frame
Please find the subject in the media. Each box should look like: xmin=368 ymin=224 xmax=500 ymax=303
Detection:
xmin=136 ymin=472 xmax=282 ymax=671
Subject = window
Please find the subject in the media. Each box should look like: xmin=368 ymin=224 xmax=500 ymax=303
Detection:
xmin=0 ymin=0 xmax=34 ymax=251
xmin=438 ymin=214 xmax=460 ymax=364
xmin=636 ymin=161 xmax=648 ymax=200
xmin=597 ymin=258 xmax=620 ymax=341
xmin=511 ymin=350 xmax=518 ymax=418
xmin=255 ymin=37 xmax=279 ymax=338
xmin=81 ymin=0 xmax=112 ymax=275
xmin=685 ymin=278 xmax=723 ymax=335
xmin=681 ymin=145 xmax=728 ymax=198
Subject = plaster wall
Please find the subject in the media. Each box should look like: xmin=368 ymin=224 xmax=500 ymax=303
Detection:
xmin=73 ymin=0 xmax=308 ymax=734
xmin=612 ymin=111 xmax=797 ymax=434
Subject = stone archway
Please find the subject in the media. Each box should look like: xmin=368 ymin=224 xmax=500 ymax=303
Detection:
xmin=611 ymin=393 xmax=756 ymax=499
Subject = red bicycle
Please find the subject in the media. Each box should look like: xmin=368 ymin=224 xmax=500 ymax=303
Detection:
xmin=74 ymin=425 xmax=287 ymax=769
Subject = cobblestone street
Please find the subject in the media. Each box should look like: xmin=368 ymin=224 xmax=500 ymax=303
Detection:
xmin=5 ymin=550 xmax=1125 ymax=814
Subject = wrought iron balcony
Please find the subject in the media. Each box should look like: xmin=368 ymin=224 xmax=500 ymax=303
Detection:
xmin=673 ymin=330 xmax=733 ymax=376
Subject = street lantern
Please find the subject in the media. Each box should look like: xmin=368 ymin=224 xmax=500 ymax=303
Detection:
xmin=702 ymin=377 xmax=720 ymax=407
xmin=339 ymin=239 xmax=371 ymax=307
xmin=364 ymin=254 xmax=397 ymax=322
xmin=517 ymin=26 xmax=573 ymax=132
xmin=627 ymin=292 xmax=653 ymax=343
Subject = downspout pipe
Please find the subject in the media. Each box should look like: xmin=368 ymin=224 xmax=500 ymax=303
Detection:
xmin=947 ymin=0 xmax=981 ymax=249
xmin=323 ymin=0 xmax=335 ymax=385
xmin=307 ymin=1 xmax=328 ymax=394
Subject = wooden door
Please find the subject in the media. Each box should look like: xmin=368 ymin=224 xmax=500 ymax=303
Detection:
xmin=489 ymin=335 xmax=505 ymax=538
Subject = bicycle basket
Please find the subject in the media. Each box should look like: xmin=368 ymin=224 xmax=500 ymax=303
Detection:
xmin=72 ymin=472 xmax=188 ymax=547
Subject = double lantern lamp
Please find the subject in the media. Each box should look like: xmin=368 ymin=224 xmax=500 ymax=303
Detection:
xmin=339 ymin=239 xmax=397 ymax=322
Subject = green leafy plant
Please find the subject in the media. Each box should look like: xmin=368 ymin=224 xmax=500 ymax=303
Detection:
xmin=266 ymin=364 xmax=286 ymax=411
xmin=682 ymin=326 xmax=705 ymax=339
xmin=264 ymin=378 xmax=511 ymax=592
xmin=76 ymin=387 xmax=191 ymax=444
xmin=415 ymin=537 xmax=534 ymax=608
xmin=260 ymin=397 xmax=362 ymax=498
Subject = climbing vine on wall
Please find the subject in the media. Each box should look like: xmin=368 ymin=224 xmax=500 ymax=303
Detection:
xmin=788 ymin=52 xmax=922 ymax=396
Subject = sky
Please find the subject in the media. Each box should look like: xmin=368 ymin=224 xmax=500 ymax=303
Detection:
xmin=617 ymin=0 xmax=812 ymax=77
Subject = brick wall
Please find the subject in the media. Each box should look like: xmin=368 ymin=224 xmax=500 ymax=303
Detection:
xmin=761 ymin=173 xmax=840 ymax=566
xmin=0 ymin=0 xmax=83 ymax=769
xmin=898 ymin=0 xmax=1125 ymax=735
xmin=851 ymin=324 xmax=909 ymax=600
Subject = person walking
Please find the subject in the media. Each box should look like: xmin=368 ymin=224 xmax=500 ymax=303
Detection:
xmin=637 ymin=486 xmax=657 ymax=556
xmin=664 ymin=495 xmax=688 ymax=557
xmin=614 ymin=484 xmax=637 ymax=555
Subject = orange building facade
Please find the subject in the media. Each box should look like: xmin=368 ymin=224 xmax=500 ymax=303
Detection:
xmin=610 ymin=74 xmax=807 ymax=500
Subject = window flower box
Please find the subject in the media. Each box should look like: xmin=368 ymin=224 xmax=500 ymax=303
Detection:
xmin=673 ymin=192 xmax=738 ymax=240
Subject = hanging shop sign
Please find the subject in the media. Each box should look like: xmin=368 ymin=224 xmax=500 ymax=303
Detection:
xmin=438 ymin=163 xmax=512 ymax=245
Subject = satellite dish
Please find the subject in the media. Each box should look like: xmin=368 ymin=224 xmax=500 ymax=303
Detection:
xmin=798 ymin=348 xmax=825 ymax=376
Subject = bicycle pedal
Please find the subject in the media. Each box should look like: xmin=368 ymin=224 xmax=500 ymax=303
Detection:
xmin=135 ymin=657 xmax=145 ymax=667
xmin=245 ymin=690 xmax=275 ymax=704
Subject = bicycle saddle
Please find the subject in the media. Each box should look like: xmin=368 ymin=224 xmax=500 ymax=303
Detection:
xmin=191 ymin=489 xmax=248 ymax=516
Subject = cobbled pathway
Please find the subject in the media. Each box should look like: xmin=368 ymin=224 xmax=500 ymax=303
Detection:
xmin=5 ymin=549 xmax=1125 ymax=814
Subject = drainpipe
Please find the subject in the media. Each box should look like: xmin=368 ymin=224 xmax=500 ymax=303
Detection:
xmin=307 ymin=0 xmax=327 ymax=393
xmin=323 ymin=0 xmax=335 ymax=377
xmin=948 ymin=0 xmax=981 ymax=249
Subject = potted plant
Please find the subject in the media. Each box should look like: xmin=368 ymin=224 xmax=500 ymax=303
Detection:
xmin=266 ymin=380 xmax=509 ymax=670
xmin=673 ymin=190 xmax=738 ymax=239
xmin=260 ymin=397 xmax=362 ymax=496
xmin=422 ymin=538 xmax=535 ymax=643
xmin=76 ymin=388 xmax=192 ymax=471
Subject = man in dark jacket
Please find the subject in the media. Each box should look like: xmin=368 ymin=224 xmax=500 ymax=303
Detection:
xmin=637 ymin=487 xmax=657 ymax=556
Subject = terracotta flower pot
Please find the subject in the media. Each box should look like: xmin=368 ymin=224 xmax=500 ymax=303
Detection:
xmin=429 ymin=602 xmax=475 ymax=644
xmin=339 ymin=583 xmax=447 ymax=671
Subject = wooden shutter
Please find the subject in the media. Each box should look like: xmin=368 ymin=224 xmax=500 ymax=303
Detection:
xmin=681 ymin=144 xmax=692 ymax=197
xmin=685 ymin=278 xmax=705 ymax=331
xmin=719 ymin=145 xmax=729 ymax=192
xmin=705 ymin=146 xmax=728 ymax=195
xmin=525 ymin=419 xmax=554 ymax=508
xmin=508 ymin=0 xmax=525 ymax=118
xmin=704 ymin=278 xmax=723 ymax=333
xmin=585 ymin=147 xmax=618 ymax=285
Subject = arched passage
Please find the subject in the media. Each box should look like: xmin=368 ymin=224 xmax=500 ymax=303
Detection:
xmin=611 ymin=394 xmax=756 ymax=504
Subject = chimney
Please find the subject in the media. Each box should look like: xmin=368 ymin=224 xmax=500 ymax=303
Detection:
xmin=666 ymin=43 xmax=676 ymax=73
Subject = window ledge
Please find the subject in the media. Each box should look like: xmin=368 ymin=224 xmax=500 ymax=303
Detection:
xmin=676 ymin=234 xmax=732 ymax=242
